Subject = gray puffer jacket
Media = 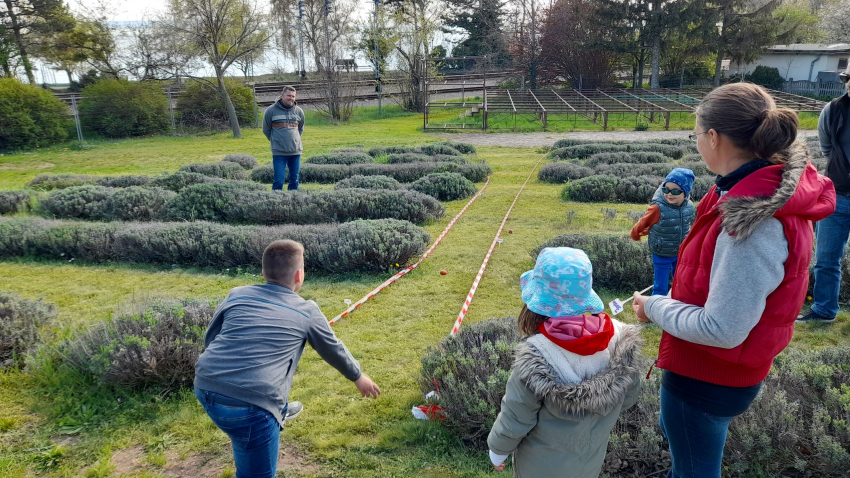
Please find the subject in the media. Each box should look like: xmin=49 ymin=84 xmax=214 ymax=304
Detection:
xmin=487 ymin=321 xmax=643 ymax=478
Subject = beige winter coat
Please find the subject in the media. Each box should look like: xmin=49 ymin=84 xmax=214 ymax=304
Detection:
xmin=487 ymin=322 xmax=643 ymax=478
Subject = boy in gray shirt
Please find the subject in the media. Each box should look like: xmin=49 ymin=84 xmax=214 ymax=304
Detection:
xmin=194 ymin=240 xmax=380 ymax=477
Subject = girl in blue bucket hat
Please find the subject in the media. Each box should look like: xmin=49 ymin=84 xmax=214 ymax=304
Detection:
xmin=487 ymin=247 xmax=643 ymax=477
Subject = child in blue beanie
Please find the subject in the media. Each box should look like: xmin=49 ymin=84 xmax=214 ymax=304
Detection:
xmin=630 ymin=168 xmax=696 ymax=295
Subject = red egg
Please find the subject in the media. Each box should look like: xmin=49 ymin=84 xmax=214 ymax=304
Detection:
xmin=440 ymin=270 xmax=448 ymax=275
xmin=508 ymin=229 xmax=513 ymax=234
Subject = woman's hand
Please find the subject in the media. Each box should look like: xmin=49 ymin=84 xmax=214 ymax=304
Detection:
xmin=493 ymin=463 xmax=505 ymax=472
xmin=633 ymin=292 xmax=651 ymax=323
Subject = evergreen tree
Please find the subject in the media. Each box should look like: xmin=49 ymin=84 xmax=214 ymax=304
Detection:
xmin=443 ymin=0 xmax=510 ymax=66
xmin=0 ymin=0 xmax=74 ymax=83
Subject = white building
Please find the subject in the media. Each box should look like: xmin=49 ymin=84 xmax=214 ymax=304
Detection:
xmin=734 ymin=43 xmax=850 ymax=82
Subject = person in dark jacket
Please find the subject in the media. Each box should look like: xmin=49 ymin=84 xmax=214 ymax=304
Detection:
xmin=262 ymin=86 xmax=305 ymax=191
xmin=631 ymin=168 xmax=696 ymax=296
xmin=799 ymin=64 xmax=850 ymax=324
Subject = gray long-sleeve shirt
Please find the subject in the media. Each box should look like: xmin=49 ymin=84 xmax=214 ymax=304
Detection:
xmin=194 ymin=282 xmax=361 ymax=427
xmin=263 ymin=100 xmax=305 ymax=156
xmin=645 ymin=218 xmax=788 ymax=349
xmin=818 ymin=99 xmax=850 ymax=159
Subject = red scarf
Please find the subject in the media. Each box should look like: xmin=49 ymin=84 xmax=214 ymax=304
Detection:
xmin=537 ymin=313 xmax=615 ymax=356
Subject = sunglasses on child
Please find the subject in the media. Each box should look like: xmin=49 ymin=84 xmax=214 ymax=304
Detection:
xmin=841 ymin=73 xmax=850 ymax=84
xmin=662 ymin=187 xmax=684 ymax=196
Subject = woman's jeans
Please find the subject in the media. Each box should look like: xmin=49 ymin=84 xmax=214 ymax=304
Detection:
xmin=195 ymin=388 xmax=286 ymax=478
xmin=812 ymin=193 xmax=850 ymax=318
xmin=659 ymin=385 xmax=735 ymax=478
xmin=272 ymin=154 xmax=301 ymax=191
xmin=652 ymin=254 xmax=678 ymax=296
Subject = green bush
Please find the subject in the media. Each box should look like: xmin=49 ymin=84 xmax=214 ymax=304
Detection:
xmin=252 ymin=161 xmax=492 ymax=184
xmin=368 ymin=145 xmax=416 ymax=157
xmin=388 ymin=153 xmax=467 ymax=164
xmin=62 ymin=298 xmax=214 ymax=391
xmin=407 ymin=173 xmax=477 ymax=201
xmin=305 ymin=152 xmax=373 ymax=165
xmin=0 ymin=218 xmax=430 ymax=274
xmin=538 ymin=163 xmax=594 ymax=183
xmin=0 ymin=290 xmax=56 ymax=367
xmin=560 ymin=175 xmax=619 ymax=202
xmin=79 ymin=79 xmax=169 ymax=138
xmin=678 ymin=161 xmax=712 ymax=176
xmin=418 ymin=143 xmax=463 ymax=156
xmin=552 ymin=143 xmax=685 ymax=161
xmin=27 ymin=174 xmax=99 ymax=191
xmin=0 ymin=190 xmax=38 ymax=215
xmin=617 ymin=176 xmax=663 ymax=204
xmin=98 ymin=187 xmax=176 ymax=221
xmin=332 ymin=147 xmax=365 ymax=153
xmin=691 ymin=176 xmax=715 ymax=201
xmin=419 ymin=316 xmax=519 ymax=446
xmin=150 ymin=171 xmax=265 ymax=193
xmin=0 ymin=78 xmax=71 ymax=150
xmin=531 ymin=234 xmax=653 ymax=291
xmin=594 ymin=163 xmax=675 ymax=178
xmin=178 ymin=162 xmax=248 ymax=180
xmin=39 ymin=185 xmax=115 ymax=219
xmin=552 ymin=139 xmax=594 ymax=149
xmin=162 ymin=182 xmax=445 ymax=225
xmin=434 ymin=141 xmax=476 ymax=154
xmin=222 ymin=154 xmax=258 ymax=170
xmin=334 ymin=175 xmax=402 ymax=190
xmin=745 ymin=65 xmax=785 ymax=90
xmin=585 ymin=152 xmax=671 ymax=168
xmin=98 ymin=175 xmax=152 ymax=188
xmin=176 ymin=79 xmax=255 ymax=129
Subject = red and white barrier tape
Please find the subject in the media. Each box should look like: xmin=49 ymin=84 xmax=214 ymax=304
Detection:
xmin=328 ymin=176 xmax=491 ymax=326
xmin=449 ymin=154 xmax=547 ymax=336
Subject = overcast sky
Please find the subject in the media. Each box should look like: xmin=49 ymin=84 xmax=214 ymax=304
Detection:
xmin=67 ymin=0 xmax=166 ymax=21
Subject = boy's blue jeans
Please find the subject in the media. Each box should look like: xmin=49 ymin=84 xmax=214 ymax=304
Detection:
xmin=811 ymin=194 xmax=850 ymax=318
xmin=652 ymin=254 xmax=678 ymax=296
xmin=272 ymin=155 xmax=301 ymax=191
xmin=195 ymin=388 xmax=286 ymax=478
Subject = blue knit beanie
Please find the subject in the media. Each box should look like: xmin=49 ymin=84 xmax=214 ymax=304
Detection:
xmin=663 ymin=168 xmax=696 ymax=196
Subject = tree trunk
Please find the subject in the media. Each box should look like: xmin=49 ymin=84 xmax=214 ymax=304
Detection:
xmin=2 ymin=59 xmax=12 ymax=77
xmin=637 ymin=52 xmax=645 ymax=89
xmin=713 ymin=6 xmax=729 ymax=87
xmin=215 ymin=71 xmax=242 ymax=139
xmin=713 ymin=50 xmax=724 ymax=86
xmin=4 ymin=0 xmax=35 ymax=84
xmin=650 ymin=36 xmax=661 ymax=89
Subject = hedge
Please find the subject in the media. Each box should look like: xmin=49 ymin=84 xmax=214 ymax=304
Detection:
xmin=97 ymin=187 xmax=177 ymax=221
xmin=98 ymin=175 xmax=152 ymax=188
xmin=433 ymin=141 xmax=476 ymax=154
xmin=552 ymin=139 xmax=595 ymax=149
xmin=594 ymin=163 xmax=676 ymax=178
xmin=252 ymin=161 xmax=492 ymax=184
xmin=387 ymin=153 xmax=463 ymax=164
xmin=28 ymin=174 xmax=101 ymax=191
xmin=1 ymin=290 xmax=56 ymax=368
xmin=334 ymin=175 xmax=402 ymax=190
xmin=222 ymin=154 xmax=258 ymax=170
xmin=551 ymin=143 xmax=685 ymax=161
xmin=305 ymin=152 xmax=374 ymax=165
xmin=418 ymin=143 xmax=463 ymax=156
xmin=79 ymin=79 xmax=170 ymax=138
xmin=585 ymin=151 xmax=671 ymax=168
xmin=151 ymin=172 xmax=266 ymax=193
xmin=616 ymin=176 xmax=664 ymax=204
xmin=537 ymin=163 xmax=594 ymax=183
xmin=178 ymin=162 xmax=248 ymax=180
xmin=39 ymin=185 xmax=116 ymax=219
xmin=678 ymin=161 xmax=712 ymax=176
xmin=0 ymin=78 xmax=71 ymax=150
xmin=691 ymin=176 xmax=716 ymax=201
xmin=162 ymin=182 xmax=444 ymax=225
xmin=560 ymin=175 xmax=619 ymax=202
xmin=407 ymin=173 xmax=478 ymax=201
xmin=0 ymin=190 xmax=37 ymax=215
xmin=176 ymin=79 xmax=255 ymax=129
xmin=368 ymin=145 xmax=417 ymax=157
xmin=0 ymin=218 xmax=430 ymax=274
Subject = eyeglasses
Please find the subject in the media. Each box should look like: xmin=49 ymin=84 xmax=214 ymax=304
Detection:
xmin=688 ymin=131 xmax=708 ymax=141
xmin=661 ymin=187 xmax=684 ymax=196
xmin=840 ymin=73 xmax=850 ymax=84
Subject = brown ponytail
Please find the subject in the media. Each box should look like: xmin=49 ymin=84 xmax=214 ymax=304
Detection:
xmin=696 ymin=83 xmax=799 ymax=163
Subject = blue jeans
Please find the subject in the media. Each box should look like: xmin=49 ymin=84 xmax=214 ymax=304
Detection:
xmin=195 ymin=388 xmax=285 ymax=478
xmin=812 ymin=194 xmax=850 ymax=318
xmin=272 ymin=155 xmax=301 ymax=191
xmin=652 ymin=254 xmax=678 ymax=296
xmin=659 ymin=385 xmax=735 ymax=478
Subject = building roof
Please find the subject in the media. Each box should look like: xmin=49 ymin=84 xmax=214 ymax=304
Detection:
xmin=767 ymin=44 xmax=850 ymax=54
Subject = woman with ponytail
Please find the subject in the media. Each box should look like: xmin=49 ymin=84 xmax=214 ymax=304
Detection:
xmin=632 ymin=83 xmax=836 ymax=477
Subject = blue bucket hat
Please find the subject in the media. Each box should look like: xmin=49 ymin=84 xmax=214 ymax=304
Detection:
xmin=520 ymin=247 xmax=604 ymax=317
xmin=663 ymin=168 xmax=696 ymax=196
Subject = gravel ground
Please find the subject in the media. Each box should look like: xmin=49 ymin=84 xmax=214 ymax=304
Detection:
xmin=433 ymin=130 xmax=819 ymax=148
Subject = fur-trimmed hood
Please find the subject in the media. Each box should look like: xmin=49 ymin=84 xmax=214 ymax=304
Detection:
xmin=719 ymin=141 xmax=836 ymax=241
xmin=513 ymin=322 xmax=643 ymax=417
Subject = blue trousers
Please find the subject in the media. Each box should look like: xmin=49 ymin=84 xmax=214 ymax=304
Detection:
xmin=652 ymin=254 xmax=678 ymax=296
xmin=272 ymin=155 xmax=301 ymax=191
xmin=195 ymin=388 xmax=286 ymax=478
xmin=811 ymin=194 xmax=850 ymax=318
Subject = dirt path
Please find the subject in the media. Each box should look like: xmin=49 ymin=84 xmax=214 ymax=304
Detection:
xmin=433 ymin=130 xmax=819 ymax=148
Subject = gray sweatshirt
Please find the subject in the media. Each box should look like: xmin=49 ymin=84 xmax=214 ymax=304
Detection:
xmin=645 ymin=218 xmax=788 ymax=349
xmin=194 ymin=282 xmax=361 ymax=427
xmin=263 ymin=99 xmax=305 ymax=156
xmin=818 ymin=98 xmax=850 ymax=159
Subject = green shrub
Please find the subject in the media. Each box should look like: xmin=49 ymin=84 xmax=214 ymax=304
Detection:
xmin=431 ymin=155 xmax=469 ymax=164
xmin=434 ymin=141 xmax=476 ymax=154
xmin=0 ymin=78 xmax=71 ymax=150
xmin=419 ymin=316 xmax=519 ymax=446
xmin=678 ymin=161 xmax=712 ymax=176
xmin=252 ymin=161 xmax=491 ymax=184
xmin=332 ymin=147 xmax=365 ymax=153
xmin=176 ymin=79 xmax=255 ymax=129
xmin=334 ymin=175 xmax=402 ymax=190
xmin=98 ymin=175 xmax=152 ymax=188
xmin=691 ymin=176 xmax=715 ymax=201
xmin=635 ymin=122 xmax=649 ymax=131
xmin=388 ymin=153 xmax=467 ymax=164
xmin=368 ymin=145 xmax=416 ymax=157
xmin=150 ymin=171 xmax=264 ymax=193
xmin=79 ymin=79 xmax=169 ymax=138
xmin=560 ymin=175 xmax=619 ymax=202
xmin=594 ymin=163 xmax=675 ymax=178
xmin=552 ymin=139 xmax=594 ymax=149
xmin=222 ymin=154 xmax=258 ymax=170
xmin=62 ymin=298 xmax=214 ymax=391
xmin=552 ymin=143 xmax=685 ymax=161
xmin=407 ymin=173 xmax=477 ymax=201
xmin=0 ymin=190 xmax=38 ymax=215
xmin=27 ymin=174 xmax=100 ymax=191
xmin=745 ymin=65 xmax=785 ymax=90
xmin=178 ymin=162 xmax=248 ymax=180
xmin=538 ymin=163 xmax=594 ymax=183
xmin=305 ymin=152 xmax=373 ymax=165
xmin=531 ymin=234 xmax=653 ymax=291
xmin=0 ymin=290 xmax=56 ymax=367
xmin=0 ymin=218 xmax=430 ymax=274
xmin=39 ymin=185 xmax=115 ymax=219
xmin=98 ymin=187 xmax=176 ymax=221
xmin=162 ymin=182 xmax=445 ymax=225
xmin=418 ymin=144 xmax=463 ymax=156
xmin=585 ymin=152 xmax=671 ymax=168
xmin=616 ymin=176 xmax=663 ymax=204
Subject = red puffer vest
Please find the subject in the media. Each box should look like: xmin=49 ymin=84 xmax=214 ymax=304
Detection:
xmin=657 ymin=143 xmax=836 ymax=387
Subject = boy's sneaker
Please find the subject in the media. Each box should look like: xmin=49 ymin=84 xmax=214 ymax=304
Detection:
xmin=284 ymin=401 xmax=303 ymax=423
xmin=796 ymin=310 xmax=835 ymax=324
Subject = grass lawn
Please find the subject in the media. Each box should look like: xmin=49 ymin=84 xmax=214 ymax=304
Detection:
xmin=0 ymin=108 xmax=846 ymax=477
